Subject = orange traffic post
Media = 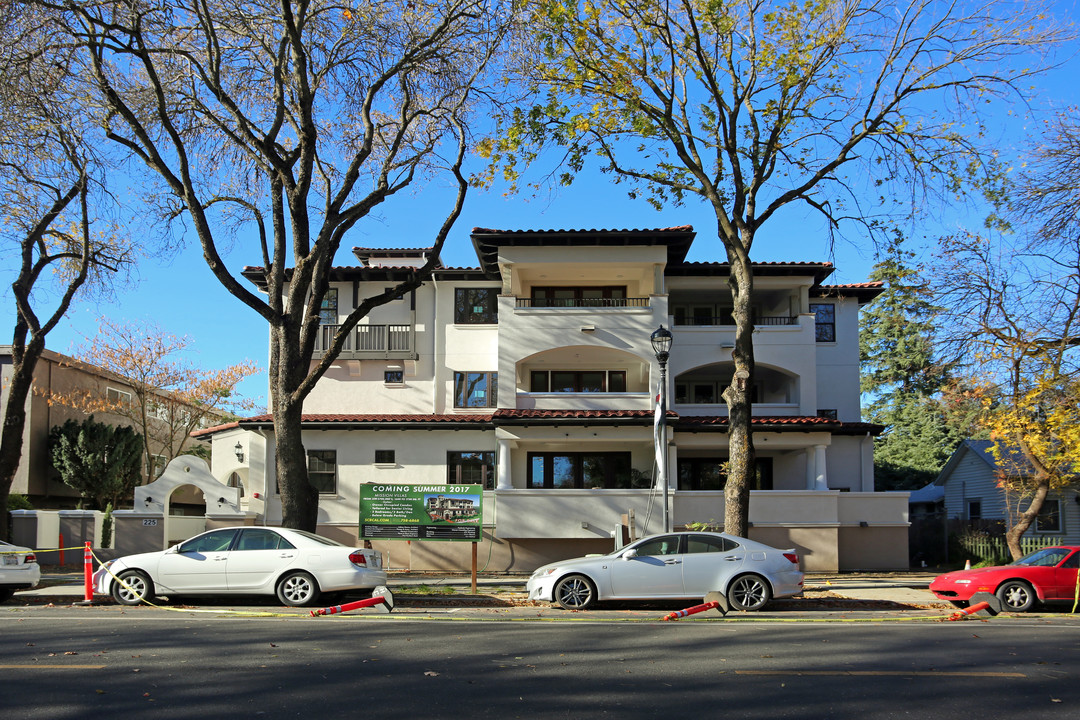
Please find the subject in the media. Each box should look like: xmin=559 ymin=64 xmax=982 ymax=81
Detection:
xmin=662 ymin=600 xmax=720 ymax=621
xmin=310 ymin=586 xmax=394 ymax=617
xmin=946 ymin=601 xmax=991 ymax=621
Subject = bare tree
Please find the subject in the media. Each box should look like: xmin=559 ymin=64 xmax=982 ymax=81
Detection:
xmin=487 ymin=0 xmax=1069 ymax=536
xmin=48 ymin=0 xmax=506 ymax=530
xmin=0 ymin=2 xmax=133 ymax=538
xmin=1014 ymin=110 xmax=1080 ymax=243
xmin=935 ymin=230 xmax=1080 ymax=559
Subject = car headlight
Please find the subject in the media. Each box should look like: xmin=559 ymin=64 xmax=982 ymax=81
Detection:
xmin=955 ymin=579 xmax=971 ymax=585
xmin=531 ymin=568 xmax=558 ymax=580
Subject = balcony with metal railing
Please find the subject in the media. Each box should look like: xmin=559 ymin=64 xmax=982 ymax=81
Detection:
xmin=313 ymin=323 xmax=415 ymax=360
xmin=515 ymin=297 xmax=651 ymax=309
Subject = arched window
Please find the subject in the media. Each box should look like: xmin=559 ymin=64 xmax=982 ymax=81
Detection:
xmin=227 ymin=472 xmax=245 ymax=498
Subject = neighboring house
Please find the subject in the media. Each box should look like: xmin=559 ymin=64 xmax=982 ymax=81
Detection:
xmin=934 ymin=439 xmax=1080 ymax=545
xmin=196 ymin=225 xmax=910 ymax=571
xmin=0 ymin=346 xmax=225 ymax=510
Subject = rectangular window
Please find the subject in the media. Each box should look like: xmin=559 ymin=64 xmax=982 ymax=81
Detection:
xmin=531 ymin=286 xmax=627 ymax=308
xmin=529 ymin=370 xmax=626 ymax=393
xmin=817 ymin=409 xmax=838 ymax=420
xmin=320 ymin=288 xmax=338 ymax=325
xmin=447 ymin=451 xmax=496 ymax=490
xmin=384 ymin=370 xmax=404 ymax=384
xmin=454 ymin=287 xmax=499 ymax=324
xmin=967 ymin=500 xmax=982 ymax=521
xmin=106 ymin=387 xmax=132 ymax=406
xmin=454 ymin=371 xmax=498 ymax=408
xmin=677 ymin=457 xmax=773 ymax=491
xmin=810 ymin=303 xmax=836 ymax=342
xmin=374 ymin=449 xmax=395 ymax=465
xmin=526 ymin=452 xmax=632 ymax=489
xmin=307 ymin=450 xmax=337 ymax=494
xmin=1035 ymin=500 xmax=1061 ymax=533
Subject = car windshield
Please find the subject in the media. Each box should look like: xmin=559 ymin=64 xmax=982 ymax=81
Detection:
xmin=1013 ymin=547 xmax=1070 ymax=567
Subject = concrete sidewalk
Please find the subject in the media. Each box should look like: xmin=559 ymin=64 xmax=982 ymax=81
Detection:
xmin=9 ymin=570 xmax=947 ymax=608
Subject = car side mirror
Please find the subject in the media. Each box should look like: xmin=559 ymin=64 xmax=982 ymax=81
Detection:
xmin=620 ymin=548 xmax=638 ymax=560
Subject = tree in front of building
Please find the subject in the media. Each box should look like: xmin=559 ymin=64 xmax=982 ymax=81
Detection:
xmin=43 ymin=317 xmax=259 ymax=484
xmin=54 ymin=0 xmax=507 ymax=532
xmin=48 ymin=416 xmax=143 ymax=512
xmin=485 ymin=0 xmax=1067 ymax=536
xmin=0 ymin=2 xmax=135 ymax=539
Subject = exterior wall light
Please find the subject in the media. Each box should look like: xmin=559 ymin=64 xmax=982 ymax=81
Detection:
xmin=234 ymin=442 xmax=244 ymax=463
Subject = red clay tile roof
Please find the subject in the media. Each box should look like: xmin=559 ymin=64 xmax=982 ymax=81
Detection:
xmin=194 ymin=411 xmax=882 ymax=438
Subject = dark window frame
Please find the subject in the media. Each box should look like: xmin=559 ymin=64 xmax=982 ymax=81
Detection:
xmin=384 ymin=370 xmax=404 ymax=384
xmin=319 ymin=288 xmax=339 ymax=325
xmin=307 ymin=449 xmax=338 ymax=494
xmin=531 ymin=286 xmax=628 ymax=307
xmin=530 ymin=370 xmax=626 ymax=393
xmin=1035 ymin=499 xmax=1062 ymax=533
xmin=447 ymin=451 xmax=496 ymax=490
xmin=677 ymin=457 xmax=773 ymax=491
xmin=453 ymin=371 xmax=498 ymax=408
xmin=526 ymin=452 xmax=632 ymax=489
xmin=810 ymin=302 xmax=836 ymax=342
xmin=454 ymin=287 xmax=500 ymax=324
xmin=374 ymin=449 xmax=396 ymax=465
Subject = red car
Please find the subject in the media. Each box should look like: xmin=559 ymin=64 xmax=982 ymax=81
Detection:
xmin=929 ymin=545 xmax=1080 ymax=612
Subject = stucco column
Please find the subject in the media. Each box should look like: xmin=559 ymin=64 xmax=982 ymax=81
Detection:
xmin=497 ymin=437 xmax=513 ymax=490
xmin=813 ymin=445 xmax=828 ymax=491
xmin=805 ymin=450 xmax=815 ymax=490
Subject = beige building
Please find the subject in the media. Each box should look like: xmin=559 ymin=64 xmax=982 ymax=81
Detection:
xmin=195 ymin=226 xmax=911 ymax=572
xmin=1 ymin=347 xmax=224 ymax=510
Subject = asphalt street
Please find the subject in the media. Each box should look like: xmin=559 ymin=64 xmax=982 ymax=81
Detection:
xmin=2 ymin=605 xmax=1078 ymax=719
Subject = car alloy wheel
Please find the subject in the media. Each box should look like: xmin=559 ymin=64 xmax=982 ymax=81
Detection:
xmin=112 ymin=570 xmax=153 ymax=606
xmin=277 ymin=571 xmax=319 ymax=607
xmin=554 ymin=574 xmax=596 ymax=610
xmin=728 ymin=574 xmax=772 ymax=611
xmin=995 ymin=580 xmax=1036 ymax=612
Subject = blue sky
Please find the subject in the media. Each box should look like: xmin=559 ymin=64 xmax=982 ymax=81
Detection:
xmin=4 ymin=2 xmax=1078 ymax=410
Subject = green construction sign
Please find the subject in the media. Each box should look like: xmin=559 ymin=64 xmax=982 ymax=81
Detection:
xmin=360 ymin=484 xmax=483 ymax=542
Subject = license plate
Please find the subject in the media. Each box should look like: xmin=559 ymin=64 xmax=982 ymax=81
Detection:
xmin=2 ymin=555 xmax=17 ymax=566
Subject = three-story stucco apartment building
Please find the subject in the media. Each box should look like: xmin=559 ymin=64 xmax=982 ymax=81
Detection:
xmin=198 ymin=226 xmax=909 ymax=572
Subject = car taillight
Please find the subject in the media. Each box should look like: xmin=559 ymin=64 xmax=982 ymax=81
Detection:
xmin=24 ymin=552 xmax=36 ymax=564
xmin=349 ymin=551 xmax=368 ymax=567
xmin=783 ymin=552 xmax=799 ymax=565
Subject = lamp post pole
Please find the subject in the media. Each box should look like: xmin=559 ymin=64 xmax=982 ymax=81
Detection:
xmin=651 ymin=325 xmax=673 ymax=534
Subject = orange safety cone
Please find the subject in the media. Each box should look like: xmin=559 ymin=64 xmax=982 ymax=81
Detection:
xmin=964 ymin=559 xmax=971 ymax=570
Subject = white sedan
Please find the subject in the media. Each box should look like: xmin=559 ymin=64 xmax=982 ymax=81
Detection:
xmin=94 ymin=527 xmax=386 ymax=607
xmin=527 ymin=531 xmax=803 ymax=611
xmin=0 ymin=540 xmax=41 ymax=603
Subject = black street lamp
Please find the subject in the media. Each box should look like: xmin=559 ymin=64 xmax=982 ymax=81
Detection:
xmin=651 ymin=325 xmax=673 ymax=532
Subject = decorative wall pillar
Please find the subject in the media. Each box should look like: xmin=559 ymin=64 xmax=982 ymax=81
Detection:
xmin=813 ymin=444 xmax=829 ymax=491
xmin=497 ymin=437 xmax=513 ymax=490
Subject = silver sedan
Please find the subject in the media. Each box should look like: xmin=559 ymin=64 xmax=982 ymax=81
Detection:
xmin=94 ymin=527 xmax=386 ymax=607
xmin=527 ymin=531 xmax=803 ymax=611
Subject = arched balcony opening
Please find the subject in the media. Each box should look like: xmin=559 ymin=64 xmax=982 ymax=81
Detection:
xmin=674 ymin=362 xmax=799 ymax=415
xmin=516 ymin=346 xmax=651 ymax=411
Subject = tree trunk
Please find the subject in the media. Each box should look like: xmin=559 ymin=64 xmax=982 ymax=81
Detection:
xmin=0 ymin=333 xmax=44 ymax=540
xmin=721 ymin=240 xmax=756 ymax=539
xmin=1005 ymin=478 xmax=1049 ymax=561
xmin=269 ymin=322 xmax=319 ymax=531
